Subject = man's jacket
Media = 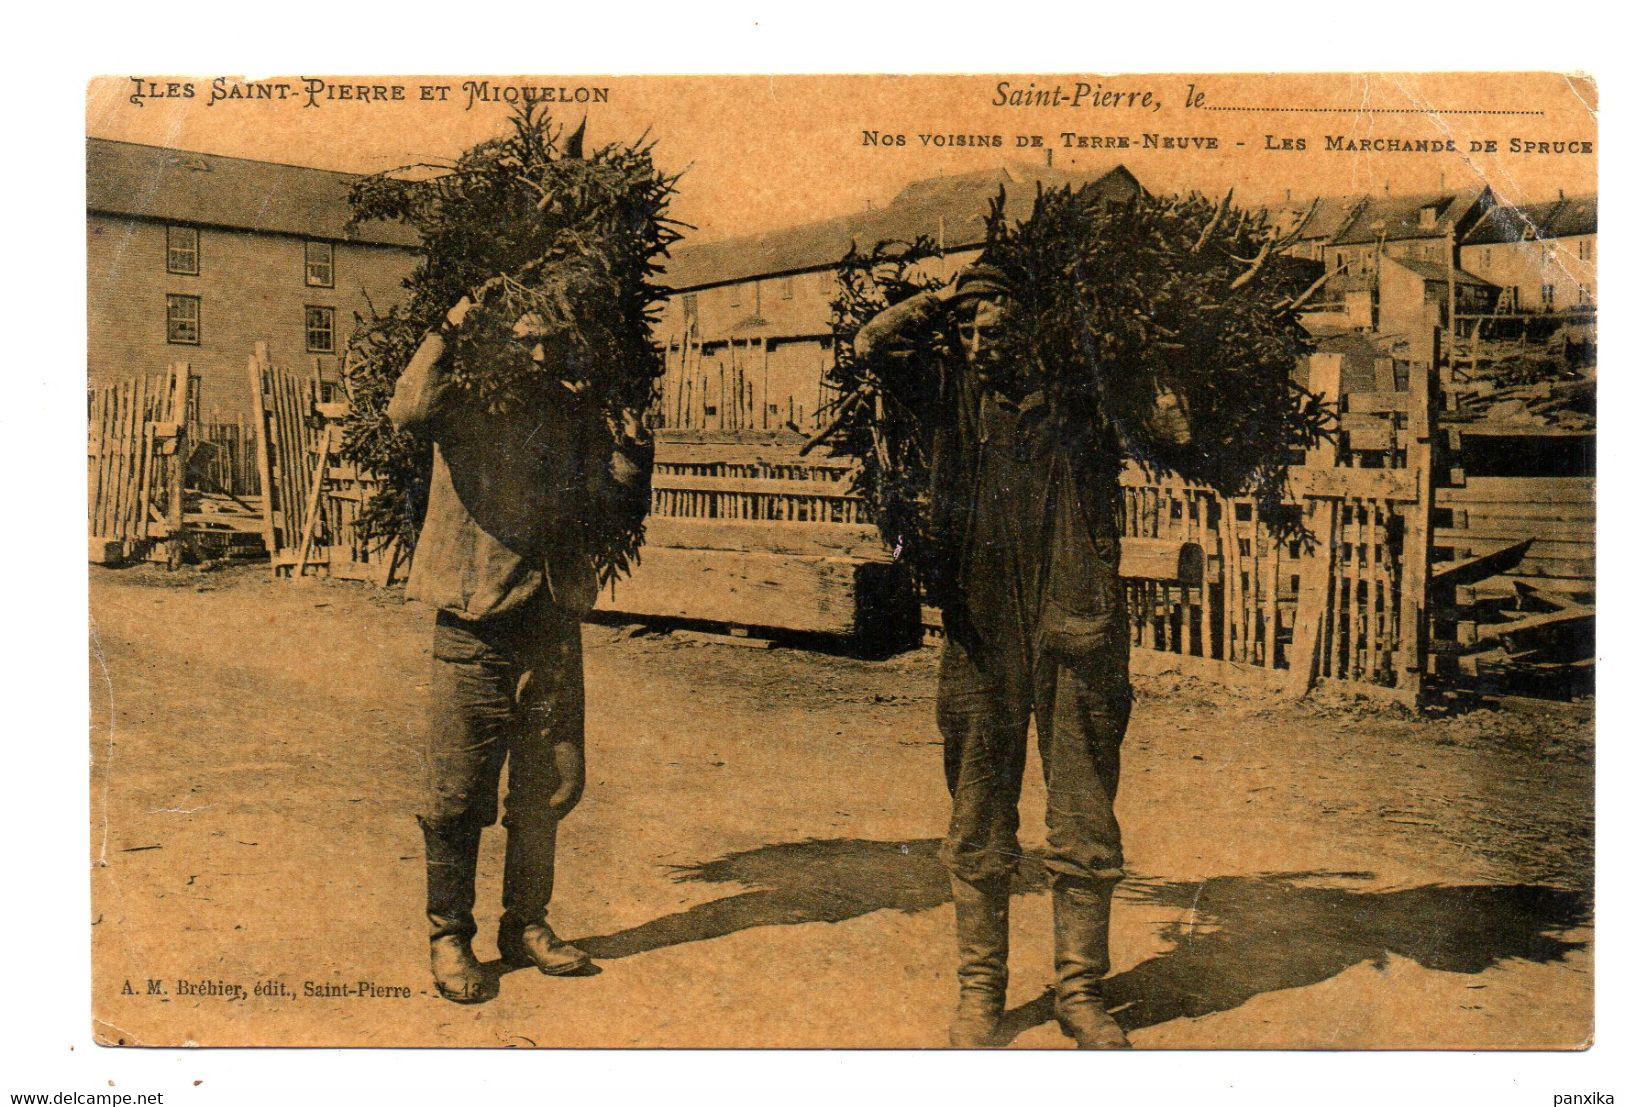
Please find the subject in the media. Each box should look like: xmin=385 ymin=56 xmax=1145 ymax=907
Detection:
xmin=856 ymin=289 xmax=1190 ymax=659
xmin=388 ymin=330 xmax=651 ymax=622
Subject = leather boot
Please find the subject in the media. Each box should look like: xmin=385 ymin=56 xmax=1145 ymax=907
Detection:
xmin=947 ymin=874 xmax=1010 ymax=1047
xmin=422 ymin=820 xmax=492 ymax=1004
xmin=1052 ymin=876 xmax=1129 ymax=1048
xmin=498 ymin=815 xmax=592 ymax=976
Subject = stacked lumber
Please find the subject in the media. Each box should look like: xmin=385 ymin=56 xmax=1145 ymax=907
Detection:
xmin=1428 ymin=476 xmax=1595 ymax=697
xmin=1441 ymin=377 xmax=1595 ymax=435
xmin=596 ymin=435 xmax=914 ymax=645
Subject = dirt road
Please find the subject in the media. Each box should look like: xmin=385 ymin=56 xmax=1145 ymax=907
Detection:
xmin=89 ymin=565 xmax=1593 ymax=1048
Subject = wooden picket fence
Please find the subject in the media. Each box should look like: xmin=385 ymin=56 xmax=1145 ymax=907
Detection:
xmin=87 ymin=363 xmax=195 ymax=566
xmin=1121 ymin=347 xmax=1433 ymax=701
xmin=249 ymin=343 xmax=400 ymax=582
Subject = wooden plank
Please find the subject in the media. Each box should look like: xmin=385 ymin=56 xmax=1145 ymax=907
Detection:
xmin=248 ymin=350 xmax=279 ymax=563
xmin=1345 ymin=390 xmax=1410 ymax=414
xmin=1428 ymin=539 xmax=1536 ymax=592
xmin=89 ymin=388 xmax=110 ymax=537
xmin=1457 ymin=575 xmax=1593 ymax=606
xmin=1436 ymin=478 xmax=1593 ymax=506
xmin=1473 ymin=606 xmax=1593 ymax=642
xmin=596 ymin=546 xmax=912 ymax=639
xmin=643 ymin=516 xmax=891 ymax=559
xmin=1329 ymin=505 xmax=1348 ymax=681
xmin=1447 ymin=503 xmax=1595 ymax=526
xmin=1435 ymin=524 xmax=1592 ymax=549
xmin=124 ymin=375 xmax=148 ymax=541
xmin=1119 ymin=538 xmax=1204 ymax=586
xmin=1286 ymin=500 xmax=1336 ymax=696
xmin=1288 ymin=466 xmax=1418 ymax=503
xmin=1346 ymin=425 xmax=1395 ymax=453
xmin=292 ymin=425 xmax=335 ymax=577
xmin=1261 ymin=520 xmax=1280 ymax=670
xmin=108 ymin=380 xmax=132 ymax=540
xmin=651 ymin=473 xmax=858 ymax=498
xmin=165 ymin=366 xmax=190 ymax=567
xmin=1392 ymin=329 xmax=1436 ymax=697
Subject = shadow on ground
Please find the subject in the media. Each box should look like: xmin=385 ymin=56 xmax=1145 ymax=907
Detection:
xmin=1007 ymin=870 xmax=1592 ymax=1039
xmin=576 ymin=838 xmax=1044 ymax=959
xmin=573 ymin=838 xmax=1591 ymax=1037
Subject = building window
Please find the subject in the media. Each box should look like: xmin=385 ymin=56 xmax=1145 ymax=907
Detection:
xmin=1481 ymin=247 xmax=1492 ymax=269
xmin=304 ymin=305 xmax=336 ymax=352
xmin=728 ymin=284 xmax=741 ymax=307
xmin=305 ymin=241 xmax=334 ymax=287
xmin=166 ymin=226 xmax=199 ymax=275
xmin=1579 ymin=284 xmax=1592 ymax=305
xmin=1540 ymin=284 xmax=1555 ymax=310
xmin=1578 ymin=239 xmax=1593 ymax=262
xmin=166 ymin=294 xmax=200 ymax=344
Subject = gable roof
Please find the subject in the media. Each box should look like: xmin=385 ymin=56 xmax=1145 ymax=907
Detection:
xmin=1331 ymin=188 xmax=1489 ymax=246
xmin=662 ymin=164 xmax=1141 ymax=291
xmin=1462 ymin=195 xmax=1598 ymax=245
xmin=1272 ymin=193 xmax=1367 ymax=242
xmin=1386 ymin=256 xmax=1498 ymax=287
xmin=86 ymin=137 xmax=419 ymax=249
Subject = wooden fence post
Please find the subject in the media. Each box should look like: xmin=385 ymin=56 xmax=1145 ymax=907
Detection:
xmin=165 ymin=363 xmax=190 ymax=569
xmin=1393 ymin=328 xmax=1438 ymax=698
xmin=248 ymin=344 xmax=279 ymax=569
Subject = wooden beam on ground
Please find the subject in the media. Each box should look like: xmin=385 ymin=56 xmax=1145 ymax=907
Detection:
xmin=596 ymin=546 xmax=912 ymax=640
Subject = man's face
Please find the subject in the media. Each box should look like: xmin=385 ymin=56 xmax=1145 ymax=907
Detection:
xmin=955 ymin=296 xmax=1010 ymax=370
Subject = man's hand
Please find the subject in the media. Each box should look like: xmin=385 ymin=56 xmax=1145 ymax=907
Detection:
xmin=548 ymin=741 xmax=586 ymax=818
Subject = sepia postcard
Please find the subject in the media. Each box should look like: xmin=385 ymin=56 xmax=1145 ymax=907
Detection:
xmin=85 ymin=71 xmax=1597 ymax=1051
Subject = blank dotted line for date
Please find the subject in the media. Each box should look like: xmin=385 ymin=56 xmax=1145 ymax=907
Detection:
xmin=1204 ymin=106 xmax=1545 ymax=116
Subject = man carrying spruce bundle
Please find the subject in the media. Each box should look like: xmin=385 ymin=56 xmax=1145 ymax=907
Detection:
xmin=388 ymin=297 xmax=652 ymax=1004
xmin=855 ymin=262 xmax=1191 ymax=1049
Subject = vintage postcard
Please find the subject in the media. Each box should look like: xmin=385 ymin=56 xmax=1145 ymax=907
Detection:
xmin=85 ymin=72 xmax=1596 ymax=1050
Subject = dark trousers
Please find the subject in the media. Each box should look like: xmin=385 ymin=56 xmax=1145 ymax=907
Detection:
xmin=421 ymin=604 xmax=584 ymax=932
xmin=937 ymin=611 xmax=1132 ymax=885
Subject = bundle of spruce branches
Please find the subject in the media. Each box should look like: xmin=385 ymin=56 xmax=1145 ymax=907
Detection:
xmin=822 ymin=184 xmax=1333 ymax=575
xmin=342 ymin=105 xmax=683 ymax=583
xmin=977 ymin=185 xmax=1328 ymax=527
xmin=820 ymin=238 xmax=947 ymax=591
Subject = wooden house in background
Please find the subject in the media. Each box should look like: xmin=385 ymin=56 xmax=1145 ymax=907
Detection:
xmin=650 ymin=163 xmax=1141 ymax=433
xmin=87 ymin=138 xmax=419 ymax=419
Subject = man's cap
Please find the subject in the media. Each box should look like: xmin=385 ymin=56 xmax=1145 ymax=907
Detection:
xmin=948 ymin=263 xmax=1016 ymax=305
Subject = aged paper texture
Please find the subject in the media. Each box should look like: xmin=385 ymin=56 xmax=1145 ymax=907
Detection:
xmin=85 ymin=72 xmax=1596 ymax=1050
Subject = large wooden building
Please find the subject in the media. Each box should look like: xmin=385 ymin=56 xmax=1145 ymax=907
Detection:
xmin=1460 ymin=194 xmax=1597 ymax=314
xmin=651 ymin=163 xmax=1142 ymax=433
xmin=87 ymin=138 xmax=419 ymax=418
